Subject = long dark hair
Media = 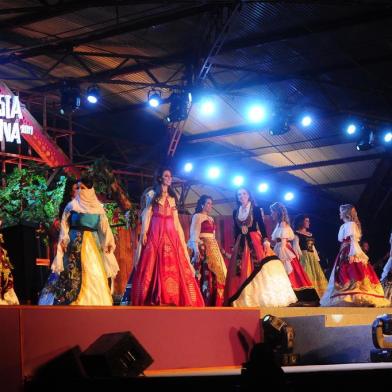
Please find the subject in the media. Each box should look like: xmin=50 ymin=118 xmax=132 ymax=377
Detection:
xmin=195 ymin=195 xmax=212 ymax=214
xmin=293 ymin=214 xmax=309 ymax=231
xmin=58 ymin=177 xmax=77 ymax=218
xmin=152 ymin=167 xmax=177 ymax=205
xmin=235 ymin=187 xmax=255 ymax=208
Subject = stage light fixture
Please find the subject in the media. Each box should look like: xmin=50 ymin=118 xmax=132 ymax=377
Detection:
xmin=346 ymin=124 xmax=357 ymax=135
xmin=262 ymin=314 xmax=299 ymax=366
xmin=207 ymin=167 xmax=220 ymax=179
xmin=59 ymin=81 xmax=81 ymax=115
xmin=86 ymin=85 xmax=100 ymax=104
xmin=356 ymin=129 xmax=375 ymax=151
xmin=384 ymin=131 xmax=392 ymax=143
xmin=233 ymin=175 xmax=244 ymax=187
xmin=258 ymin=182 xmax=269 ymax=193
xmin=200 ymin=99 xmax=215 ymax=115
xmin=370 ymin=314 xmax=392 ymax=362
xmin=166 ymin=92 xmax=191 ymax=122
xmin=301 ymin=115 xmax=312 ymax=127
xmin=269 ymin=117 xmax=290 ymax=136
xmin=284 ymin=192 xmax=294 ymax=201
xmin=148 ymin=90 xmax=162 ymax=108
xmin=248 ymin=105 xmax=266 ymax=123
xmin=184 ymin=162 xmax=193 ymax=173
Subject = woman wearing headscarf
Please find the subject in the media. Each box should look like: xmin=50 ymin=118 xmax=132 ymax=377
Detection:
xmin=38 ymin=176 xmax=119 ymax=305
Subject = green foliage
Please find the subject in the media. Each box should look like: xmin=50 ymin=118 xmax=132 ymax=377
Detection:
xmin=0 ymin=167 xmax=66 ymax=229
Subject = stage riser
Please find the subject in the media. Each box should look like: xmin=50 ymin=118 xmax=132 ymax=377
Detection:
xmin=0 ymin=307 xmax=260 ymax=392
xmin=279 ymin=316 xmax=374 ymax=365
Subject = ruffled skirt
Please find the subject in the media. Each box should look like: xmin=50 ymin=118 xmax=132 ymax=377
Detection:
xmin=320 ymin=242 xmax=388 ymax=307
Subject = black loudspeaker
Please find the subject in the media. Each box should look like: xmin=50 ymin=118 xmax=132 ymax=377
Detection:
xmin=81 ymin=331 xmax=154 ymax=378
xmin=33 ymin=346 xmax=87 ymax=381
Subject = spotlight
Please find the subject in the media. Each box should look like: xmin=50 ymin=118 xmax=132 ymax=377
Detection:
xmin=148 ymin=90 xmax=162 ymax=108
xmin=258 ymin=182 xmax=269 ymax=192
xmin=59 ymin=81 xmax=81 ymax=115
xmin=269 ymin=117 xmax=290 ymax=136
xmin=86 ymin=84 xmax=100 ymax=104
xmin=166 ymin=92 xmax=191 ymax=122
xmin=301 ymin=115 xmax=312 ymax=127
xmin=233 ymin=175 xmax=244 ymax=187
xmin=262 ymin=314 xmax=299 ymax=366
xmin=248 ymin=105 xmax=266 ymax=123
xmin=356 ymin=129 xmax=375 ymax=151
xmin=184 ymin=162 xmax=193 ymax=173
xmin=284 ymin=192 xmax=294 ymax=201
xmin=370 ymin=314 xmax=392 ymax=362
xmin=207 ymin=167 xmax=220 ymax=179
xmin=346 ymin=124 xmax=357 ymax=135
xmin=200 ymin=99 xmax=215 ymax=115
xmin=383 ymin=131 xmax=392 ymax=143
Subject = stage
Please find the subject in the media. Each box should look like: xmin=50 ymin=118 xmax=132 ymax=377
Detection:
xmin=2 ymin=306 xmax=392 ymax=391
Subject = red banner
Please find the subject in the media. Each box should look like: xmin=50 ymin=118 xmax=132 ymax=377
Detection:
xmin=0 ymin=81 xmax=80 ymax=177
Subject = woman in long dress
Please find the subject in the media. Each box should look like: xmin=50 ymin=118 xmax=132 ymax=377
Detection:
xmin=38 ymin=176 xmax=119 ymax=305
xmin=0 ymin=217 xmax=19 ymax=305
xmin=293 ymin=214 xmax=328 ymax=298
xmin=188 ymin=195 xmax=227 ymax=306
xmin=270 ymin=202 xmax=319 ymax=305
xmin=130 ymin=168 xmax=204 ymax=306
xmin=380 ymin=232 xmax=392 ymax=303
xmin=320 ymin=204 xmax=388 ymax=307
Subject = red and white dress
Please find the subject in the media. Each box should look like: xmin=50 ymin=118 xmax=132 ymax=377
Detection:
xmin=320 ymin=222 xmax=388 ymax=307
xmin=272 ymin=223 xmax=319 ymax=303
xmin=188 ymin=213 xmax=227 ymax=306
xmin=131 ymin=190 xmax=204 ymax=306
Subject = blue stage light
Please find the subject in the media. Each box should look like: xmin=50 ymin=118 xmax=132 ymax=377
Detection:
xmin=148 ymin=90 xmax=161 ymax=108
xmin=258 ymin=182 xmax=269 ymax=192
xmin=284 ymin=192 xmax=294 ymax=201
xmin=384 ymin=131 xmax=392 ymax=143
xmin=301 ymin=115 xmax=312 ymax=127
xmin=207 ymin=167 xmax=221 ymax=179
xmin=200 ymin=99 xmax=215 ymax=115
xmin=248 ymin=105 xmax=266 ymax=123
xmin=86 ymin=85 xmax=100 ymax=104
xmin=347 ymin=124 xmax=357 ymax=135
xmin=184 ymin=162 xmax=193 ymax=172
xmin=233 ymin=175 xmax=244 ymax=187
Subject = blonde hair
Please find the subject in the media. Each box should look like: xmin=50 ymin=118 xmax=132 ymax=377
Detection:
xmin=340 ymin=204 xmax=362 ymax=234
xmin=270 ymin=202 xmax=290 ymax=224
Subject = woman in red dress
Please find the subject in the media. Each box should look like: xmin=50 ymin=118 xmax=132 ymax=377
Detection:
xmin=130 ymin=168 xmax=204 ymax=306
xmin=188 ymin=195 xmax=227 ymax=306
xmin=270 ymin=202 xmax=319 ymax=305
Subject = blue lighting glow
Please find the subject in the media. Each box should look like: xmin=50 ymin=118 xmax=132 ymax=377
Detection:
xmin=258 ymin=183 xmax=269 ymax=192
xmin=284 ymin=192 xmax=294 ymax=201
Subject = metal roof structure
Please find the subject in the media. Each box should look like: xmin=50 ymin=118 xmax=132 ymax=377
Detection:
xmin=0 ymin=1 xmax=391 ymax=233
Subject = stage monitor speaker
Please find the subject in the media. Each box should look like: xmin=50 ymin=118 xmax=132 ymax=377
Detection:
xmin=33 ymin=346 xmax=87 ymax=381
xmin=81 ymin=331 xmax=154 ymax=378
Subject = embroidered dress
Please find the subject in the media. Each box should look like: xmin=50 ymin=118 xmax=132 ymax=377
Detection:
xmin=381 ymin=256 xmax=392 ymax=303
xmin=320 ymin=222 xmax=388 ymax=307
xmin=224 ymin=204 xmax=268 ymax=304
xmin=38 ymin=189 xmax=119 ymax=306
xmin=272 ymin=223 xmax=319 ymax=303
xmin=128 ymin=190 xmax=204 ymax=306
xmin=0 ymin=233 xmax=19 ymax=305
xmin=188 ymin=213 xmax=227 ymax=306
xmin=293 ymin=231 xmax=328 ymax=298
